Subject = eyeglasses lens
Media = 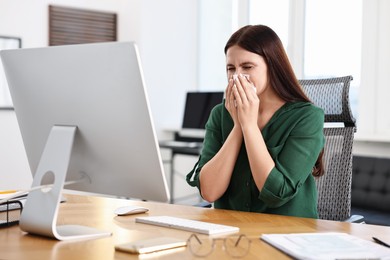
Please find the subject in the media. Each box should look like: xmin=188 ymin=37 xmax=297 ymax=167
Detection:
xmin=188 ymin=234 xmax=214 ymax=257
xmin=225 ymin=235 xmax=251 ymax=257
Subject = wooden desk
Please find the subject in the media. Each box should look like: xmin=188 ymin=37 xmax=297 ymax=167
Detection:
xmin=1 ymin=194 xmax=389 ymax=259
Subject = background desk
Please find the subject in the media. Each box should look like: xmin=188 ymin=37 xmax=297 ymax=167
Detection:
xmin=160 ymin=131 xmax=203 ymax=204
xmin=1 ymin=194 xmax=390 ymax=259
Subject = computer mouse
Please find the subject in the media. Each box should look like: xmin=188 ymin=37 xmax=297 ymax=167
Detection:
xmin=114 ymin=205 xmax=149 ymax=216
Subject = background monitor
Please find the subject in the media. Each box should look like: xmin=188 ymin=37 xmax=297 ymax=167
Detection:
xmin=182 ymin=92 xmax=224 ymax=130
xmin=0 ymin=42 xmax=170 ymax=203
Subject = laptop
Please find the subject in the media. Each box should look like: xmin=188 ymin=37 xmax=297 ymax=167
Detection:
xmin=160 ymin=91 xmax=224 ymax=149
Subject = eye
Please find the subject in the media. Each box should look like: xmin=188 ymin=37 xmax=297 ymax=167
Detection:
xmin=226 ymin=67 xmax=236 ymax=74
xmin=242 ymin=65 xmax=253 ymax=70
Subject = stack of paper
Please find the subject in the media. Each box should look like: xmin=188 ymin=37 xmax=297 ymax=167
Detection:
xmin=261 ymin=232 xmax=390 ymax=260
xmin=0 ymin=190 xmax=28 ymax=206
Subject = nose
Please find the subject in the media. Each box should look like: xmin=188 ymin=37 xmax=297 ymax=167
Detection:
xmin=229 ymin=70 xmax=244 ymax=79
xmin=235 ymin=69 xmax=245 ymax=75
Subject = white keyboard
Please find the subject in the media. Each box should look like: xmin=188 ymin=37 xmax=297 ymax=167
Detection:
xmin=135 ymin=216 xmax=239 ymax=235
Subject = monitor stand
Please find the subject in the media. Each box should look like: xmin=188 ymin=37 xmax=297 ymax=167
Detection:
xmin=19 ymin=125 xmax=112 ymax=240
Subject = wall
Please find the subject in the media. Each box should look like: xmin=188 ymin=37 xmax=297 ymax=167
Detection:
xmin=0 ymin=110 xmax=31 ymax=189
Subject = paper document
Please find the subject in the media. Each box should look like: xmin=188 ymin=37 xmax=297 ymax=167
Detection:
xmin=0 ymin=190 xmax=29 ymax=205
xmin=261 ymin=232 xmax=390 ymax=260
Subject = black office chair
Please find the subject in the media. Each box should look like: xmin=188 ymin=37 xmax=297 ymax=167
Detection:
xmin=300 ymin=75 xmax=364 ymax=222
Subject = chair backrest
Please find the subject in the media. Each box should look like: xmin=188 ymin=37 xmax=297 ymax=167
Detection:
xmin=299 ymin=76 xmax=356 ymax=221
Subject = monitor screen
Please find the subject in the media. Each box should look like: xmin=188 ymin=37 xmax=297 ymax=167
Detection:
xmin=182 ymin=92 xmax=224 ymax=129
xmin=0 ymin=42 xmax=170 ymax=203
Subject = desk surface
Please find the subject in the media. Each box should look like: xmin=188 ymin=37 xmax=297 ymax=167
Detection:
xmin=1 ymin=194 xmax=389 ymax=260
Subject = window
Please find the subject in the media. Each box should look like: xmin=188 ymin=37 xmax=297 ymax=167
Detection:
xmin=197 ymin=0 xmax=291 ymax=92
xmin=249 ymin=0 xmax=290 ymax=48
xmin=304 ymin=0 xmax=362 ymax=119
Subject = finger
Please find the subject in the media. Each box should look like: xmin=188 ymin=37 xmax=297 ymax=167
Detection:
xmin=230 ymin=81 xmax=239 ymax=109
xmin=232 ymin=83 xmax=243 ymax=107
xmin=233 ymin=76 xmax=245 ymax=105
xmin=225 ymin=79 xmax=233 ymax=108
xmin=230 ymin=82 xmax=236 ymax=104
xmin=225 ymin=81 xmax=230 ymax=103
xmin=239 ymin=74 xmax=257 ymax=98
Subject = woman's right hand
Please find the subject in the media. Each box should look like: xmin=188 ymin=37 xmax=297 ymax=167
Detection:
xmin=225 ymin=79 xmax=240 ymax=126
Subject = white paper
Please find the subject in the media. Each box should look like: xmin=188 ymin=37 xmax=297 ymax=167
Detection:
xmin=261 ymin=232 xmax=390 ymax=260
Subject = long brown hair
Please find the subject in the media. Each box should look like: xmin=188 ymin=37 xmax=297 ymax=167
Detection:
xmin=224 ymin=24 xmax=324 ymax=177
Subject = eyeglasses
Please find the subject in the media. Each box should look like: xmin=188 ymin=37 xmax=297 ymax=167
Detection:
xmin=187 ymin=233 xmax=251 ymax=258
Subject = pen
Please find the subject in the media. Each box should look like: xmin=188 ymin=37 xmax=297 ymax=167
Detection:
xmin=372 ymin=237 xmax=390 ymax=248
xmin=0 ymin=190 xmax=18 ymax=194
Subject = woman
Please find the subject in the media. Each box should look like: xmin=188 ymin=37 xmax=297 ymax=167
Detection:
xmin=186 ymin=25 xmax=325 ymax=218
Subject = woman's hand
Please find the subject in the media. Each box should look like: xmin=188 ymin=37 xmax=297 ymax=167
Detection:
xmin=232 ymin=74 xmax=260 ymax=130
xmin=225 ymin=78 xmax=240 ymax=126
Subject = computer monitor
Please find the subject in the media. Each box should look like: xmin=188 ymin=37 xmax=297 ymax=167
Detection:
xmin=182 ymin=92 xmax=224 ymax=130
xmin=0 ymin=42 xmax=170 ymax=240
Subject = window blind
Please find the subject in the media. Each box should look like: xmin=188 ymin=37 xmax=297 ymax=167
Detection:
xmin=49 ymin=5 xmax=117 ymax=46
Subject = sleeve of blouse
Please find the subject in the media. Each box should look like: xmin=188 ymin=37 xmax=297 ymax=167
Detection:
xmin=258 ymin=106 xmax=325 ymax=208
xmin=186 ymin=104 xmax=224 ymax=192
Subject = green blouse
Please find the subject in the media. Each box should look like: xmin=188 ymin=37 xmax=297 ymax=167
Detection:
xmin=186 ymin=101 xmax=325 ymax=218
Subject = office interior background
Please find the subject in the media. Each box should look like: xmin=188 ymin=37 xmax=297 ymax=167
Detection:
xmin=1 ymin=0 xmax=390 ymax=205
